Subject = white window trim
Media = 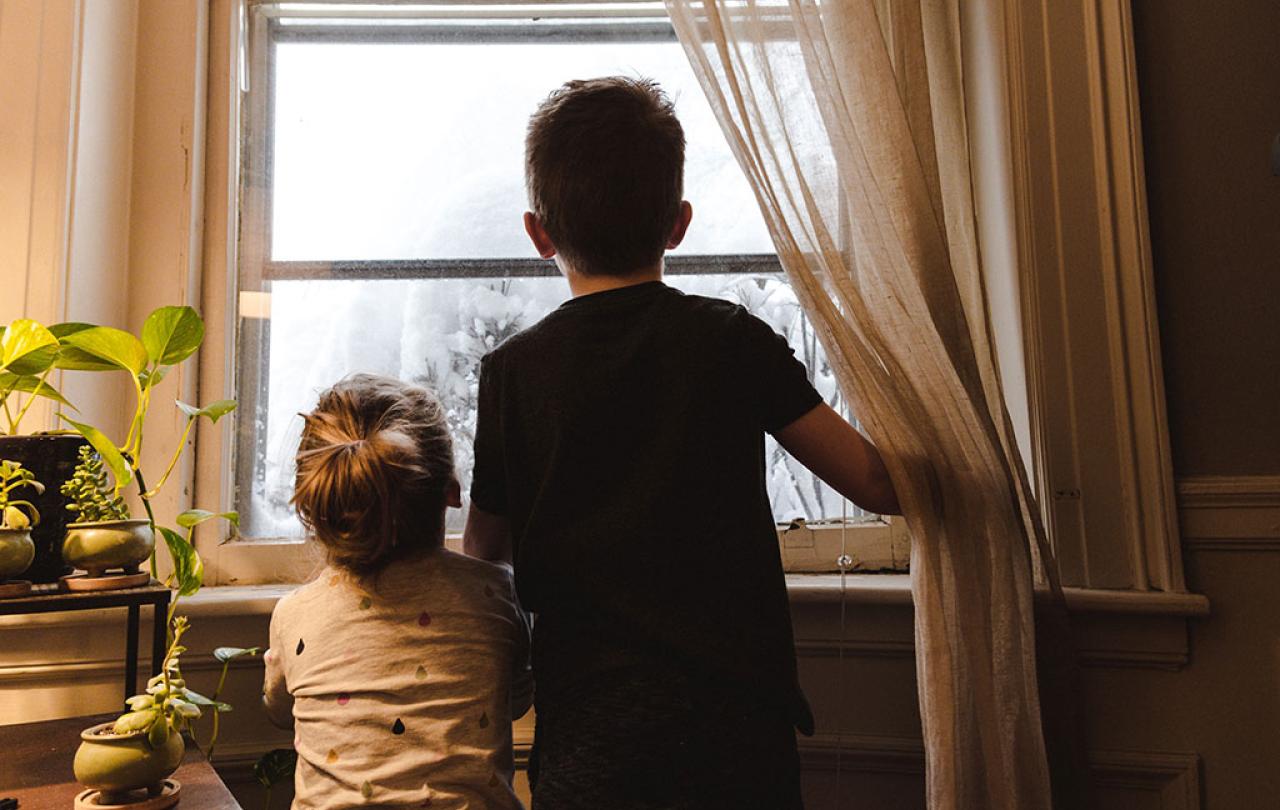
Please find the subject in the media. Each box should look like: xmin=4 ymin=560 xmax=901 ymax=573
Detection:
xmin=181 ymin=0 xmax=1191 ymax=596
xmin=992 ymin=0 xmax=1185 ymax=592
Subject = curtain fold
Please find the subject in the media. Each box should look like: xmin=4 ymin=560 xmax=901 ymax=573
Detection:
xmin=665 ymin=1 xmax=1069 ymax=807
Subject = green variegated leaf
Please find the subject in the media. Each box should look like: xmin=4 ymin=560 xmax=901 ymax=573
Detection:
xmin=3 ymin=506 xmax=30 ymax=530
xmin=213 ymin=646 xmax=261 ymax=663
xmin=113 ymin=709 xmax=159 ymax=735
xmin=176 ymin=509 xmax=239 ymax=529
xmin=158 ymin=526 xmax=203 ymax=597
xmin=176 ymin=399 xmax=237 ymax=423
xmin=146 ymin=714 xmax=170 ymax=749
xmin=181 ymin=688 xmax=233 ymax=712
xmin=165 ymin=697 xmax=202 ymax=719
xmin=142 ymin=306 xmax=204 ymax=367
xmin=58 ymin=326 xmax=148 ymax=376
xmin=0 ymin=371 xmax=75 ymax=408
xmin=48 ymin=322 xmax=95 ymax=339
xmin=61 ymin=417 xmax=130 ymax=489
xmin=1 ymin=320 xmax=59 ymax=376
xmin=138 ymin=366 xmax=170 ymax=388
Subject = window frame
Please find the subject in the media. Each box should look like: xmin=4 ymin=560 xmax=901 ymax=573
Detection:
xmin=191 ymin=0 xmax=1188 ymax=595
xmin=206 ymin=0 xmax=896 ymax=585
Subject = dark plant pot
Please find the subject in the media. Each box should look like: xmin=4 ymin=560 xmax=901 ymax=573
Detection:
xmin=0 ymin=434 xmax=89 ymax=583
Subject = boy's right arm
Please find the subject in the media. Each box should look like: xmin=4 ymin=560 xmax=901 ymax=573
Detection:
xmin=775 ymin=403 xmax=902 ymax=516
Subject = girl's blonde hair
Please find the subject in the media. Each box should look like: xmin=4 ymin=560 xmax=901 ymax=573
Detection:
xmin=292 ymin=374 xmax=454 ymax=577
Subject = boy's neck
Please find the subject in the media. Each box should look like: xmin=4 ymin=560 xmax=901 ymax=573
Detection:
xmin=563 ymin=262 xmax=664 ymax=298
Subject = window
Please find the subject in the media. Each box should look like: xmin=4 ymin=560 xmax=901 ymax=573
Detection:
xmin=234 ymin=2 xmax=893 ymax=568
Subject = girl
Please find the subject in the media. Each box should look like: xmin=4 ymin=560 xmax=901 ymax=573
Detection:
xmin=263 ymin=374 xmax=532 ymax=809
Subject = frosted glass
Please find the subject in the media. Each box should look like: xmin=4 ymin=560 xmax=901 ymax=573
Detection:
xmin=245 ymin=275 xmax=850 ymax=538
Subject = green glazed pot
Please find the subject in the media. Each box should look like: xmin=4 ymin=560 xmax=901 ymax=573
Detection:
xmin=0 ymin=528 xmax=35 ymax=581
xmin=62 ymin=519 xmax=154 ymax=578
xmin=74 ymin=721 xmax=184 ymax=802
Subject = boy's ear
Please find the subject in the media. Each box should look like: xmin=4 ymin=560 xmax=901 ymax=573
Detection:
xmin=666 ymin=201 xmax=694 ymax=250
xmin=446 ymin=478 xmax=462 ymax=509
xmin=523 ymin=212 xmax=557 ymax=259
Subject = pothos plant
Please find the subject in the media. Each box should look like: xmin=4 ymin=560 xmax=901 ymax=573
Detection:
xmin=53 ymin=305 xmax=237 ymax=583
xmin=58 ymin=307 xmax=292 ymax=800
xmin=0 ymin=318 xmax=78 ymax=435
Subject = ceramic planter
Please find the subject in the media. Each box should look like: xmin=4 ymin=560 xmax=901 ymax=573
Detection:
xmin=63 ymin=519 xmax=154 ymax=577
xmin=0 ymin=528 xmax=34 ymax=581
xmin=74 ymin=721 xmax=184 ymax=802
xmin=0 ymin=434 xmax=88 ymax=582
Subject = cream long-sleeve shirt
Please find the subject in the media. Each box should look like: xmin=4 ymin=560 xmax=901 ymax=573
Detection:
xmin=264 ymin=549 xmax=532 ymax=809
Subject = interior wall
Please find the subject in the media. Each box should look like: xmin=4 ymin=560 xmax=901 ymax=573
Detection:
xmin=60 ymin=0 xmax=138 ymax=443
xmin=1131 ymin=0 xmax=1280 ymax=477
xmin=1070 ymin=2 xmax=1280 ymax=807
xmin=0 ymin=0 xmax=79 ymax=431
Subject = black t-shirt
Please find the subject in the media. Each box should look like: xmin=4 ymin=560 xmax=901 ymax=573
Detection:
xmin=471 ymin=281 xmax=822 ymax=731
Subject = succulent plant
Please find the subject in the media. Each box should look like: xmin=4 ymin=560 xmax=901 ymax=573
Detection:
xmin=113 ymin=617 xmax=225 ymax=746
xmin=0 ymin=459 xmax=43 ymax=530
xmin=62 ymin=445 xmax=129 ymax=523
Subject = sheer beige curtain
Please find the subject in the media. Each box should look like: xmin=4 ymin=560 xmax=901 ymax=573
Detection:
xmin=665 ymin=0 xmax=1066 ymax=807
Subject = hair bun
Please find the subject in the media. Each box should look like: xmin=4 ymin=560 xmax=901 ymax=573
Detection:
xmin=291 ymin=375 xmax=455 ymax=578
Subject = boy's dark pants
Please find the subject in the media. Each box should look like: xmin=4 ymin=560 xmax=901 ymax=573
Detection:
xmin=529 ymin=665 xmax=805 ymax=810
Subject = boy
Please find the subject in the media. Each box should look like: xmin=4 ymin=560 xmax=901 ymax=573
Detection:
xmin=464 ymin=77 xmax=899 ymax=809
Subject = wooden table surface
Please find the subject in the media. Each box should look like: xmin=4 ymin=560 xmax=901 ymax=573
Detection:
xmin=0 ymin=714 xmax=242 ymax=810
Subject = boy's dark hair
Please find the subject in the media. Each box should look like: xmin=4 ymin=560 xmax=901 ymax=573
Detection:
xmin=526 ymin=76 xmax=686 ymax=276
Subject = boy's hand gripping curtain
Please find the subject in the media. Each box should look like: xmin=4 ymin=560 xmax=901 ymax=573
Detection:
xmin=665 ymin=0 xmax=1069 ymax=807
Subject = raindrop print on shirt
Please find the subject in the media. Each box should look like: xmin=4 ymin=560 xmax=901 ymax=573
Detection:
xmin=417 ymin=611 xmax=431 ymax=627
xmin=296 ymin=638 xmax=305 ymax=655
xmin=392 ymin=718 xmax=406 ymax=735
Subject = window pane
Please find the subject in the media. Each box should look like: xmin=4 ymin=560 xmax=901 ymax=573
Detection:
xmin=239 ymin=15 xmax=863 ymax=541
xmin=242 ymin=275 xmax=852 ymax=538
xmin=271 ymin=36 xmax=774 ymax=260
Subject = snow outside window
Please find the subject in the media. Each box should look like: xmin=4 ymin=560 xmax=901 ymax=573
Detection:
xmin=237 ymin=8 xmax=866 ymax=539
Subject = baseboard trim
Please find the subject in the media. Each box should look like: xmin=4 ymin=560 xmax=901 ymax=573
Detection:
xmin=1091 ymin=749 xmax=1202 ymax=810
xmin=794 ymin=638 xmax=915 ymax=659
xmin=1177 ymin=475 xmax=1280 ymax=508
xmin=1177 ymin=475 xmax=1280 ymax=550
xmin=0 ymin=652 xmax=263 ymax=687
xmin=215 ymin=736 xmax=1201 ymax=810
xmin=797 ymin=732 xmax=925 ymax=774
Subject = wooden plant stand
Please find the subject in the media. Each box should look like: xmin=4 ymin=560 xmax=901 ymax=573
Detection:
xmin=0 ymin=580 xmax=171 ymax=703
